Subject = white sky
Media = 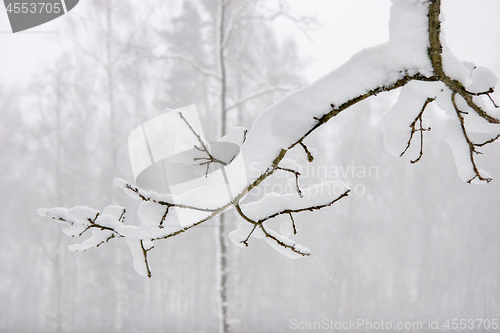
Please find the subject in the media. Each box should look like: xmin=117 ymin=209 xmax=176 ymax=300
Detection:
xmin=274 ymin=0 xmax=391 ymax=82
xmin=0 ymin=0 xmax=499 ymax=91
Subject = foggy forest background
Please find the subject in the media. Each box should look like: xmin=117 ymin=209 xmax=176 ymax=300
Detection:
xmin=1 ymin=0 xmax=499 ymax=332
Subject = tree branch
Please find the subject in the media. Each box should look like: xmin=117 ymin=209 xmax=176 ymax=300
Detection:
xmin=257 ymin=189 xmax=350 ymax=224
xmin=140 ymin=240 xmax=153 ymax=278
xmin=276 ymin=166 xmax=302 ymax=197
xmin=288 ymin=212 xmax=297 ymax=235
xmin=427 ymin=0 xmax=499 ymax=125
xmin=259 ymin=223 xmax=310 ymax=257
xmin=178 ymin=111 xmax=227 ymax=176
xmin=465 ymin=87 xmax=499 ymax=109
xmin=451 ymin=91 xmax=492 ymax=183
xmin=120 ymin=181 xmax=219 ymax=212
xmin=400 ymin=97 xmax=435 ymax=163
xmin=299 ymin=142 xmax=314 ymax=162
xmin=38 ymin=0 xmax=500 ymax=276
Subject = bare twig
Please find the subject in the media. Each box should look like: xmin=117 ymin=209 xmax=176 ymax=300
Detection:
xmin=474 ymin=134 xmax=500 ymax=147
xmin=179 ymin=111 xmax=227 ymax=177
xmin=451 ymin=91 xmax=492 ymax=183
xmin=159 ymin=207 xmax=169 ymax=228
xmin=400 ymin=97 xmax=435 ymax=163
xmin=276 ymin=166 xmax=302 ymax=197
xmin=259 ymin=223 xmax=310 ymax=257
xmin=241 ymin=224 xmax=257 ymax=247
xmin=288 ymin=212 xmax=297 ymax=235
xmin=465 ymin=87 xmax=499 ymax=108
xmin=257 ymin=189 xmax=350 ymax=224
xmin=44 ymin=210 xmax=123 ymax=240
xmin=235 ymin=201 xmax=311 ymax=256
xmin=123 ymin=182 xmax=218 ymax=212
xmin=299 ymin=142 xmax=314 ymax=162
xmin=140 ymin=240 xmax=153 ymax=278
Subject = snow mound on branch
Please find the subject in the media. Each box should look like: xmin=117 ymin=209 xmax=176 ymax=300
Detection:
xmin=68 ymin=205 xmax=124 ymax=251
xmin=241 ymin=0 xmax=432 ymax=189
xmin=114 ymin=178 xmax=176 ymax=203
xmin=241 ymin=181 xmax=348 ymax=222
xmin=263 ymin=225 xmax=309 ymax=259
xmin=388 ymin=0 xmax=430 ymax=68
xmin=229 ymin=220 xmax=310 ymax=259
xmin=467 ymin=66 xmax=498 ymax=93
xmin=68 ymin=229 xmax=115 ymax=251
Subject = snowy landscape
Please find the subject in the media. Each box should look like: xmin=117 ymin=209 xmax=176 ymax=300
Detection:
xmin=1 ymin=0 xmax=500 ymax=332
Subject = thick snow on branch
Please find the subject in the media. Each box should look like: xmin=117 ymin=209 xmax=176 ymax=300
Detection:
xmin=228 ymin=218 xmax=311 ymax=259
xmin=37 ymin=205 xmax=121 ymax=250
xmin=261 ymin=226 xmax=310 ymax=259
xmin=241 ymin=181 xmax=349 ymax=222
xmin=227 ymin=181 xmax=349 ymax=258
xmin=241 ymin=0 xmax=432 ymax=183
xmin=38 ymin=0 xmax=500 ymax=276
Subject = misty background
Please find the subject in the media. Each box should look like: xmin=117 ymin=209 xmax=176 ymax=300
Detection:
xmin=1 ymin=0 xmax=499 ymax=332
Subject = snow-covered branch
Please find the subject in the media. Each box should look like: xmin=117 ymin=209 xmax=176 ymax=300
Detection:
xmin=38 ymin=0 xmax=500 ymax=277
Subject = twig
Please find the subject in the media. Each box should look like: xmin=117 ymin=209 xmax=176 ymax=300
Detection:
xmin=465 ymin=87 xmax=499 ymax=108
xmin=241 ymin=224 xmax=257 ymax=247
xmin=258 ymin=189 xmax=350 ymax=224
xmin=123 ymin=183 xmax=218 ymax=212
xmin=400 ymin=97 xmax=435 ymax=163
xmin=179 ymin=111 xmax=227 ymax=177
xmin=474 ymin=134 xmax=500 ymax=147
xmin=289 ymin=212 xmax=297 ymax=235
xmin=276 ymin=166 xmax=302 ymax=197
xmin=299 ymin=142 xmax=314 ymax=162
xmin=451 ymin=91 xmax=492 ymax=183
xmin=259 ymin=224 xmax=310 ymax=257
xmin=140 ymin=240 xmax=153 ymax=278
xmin=159 ymin=207 xmax=169 ymax=228
xmin=118 ymin=209 xmax=126 ymax=223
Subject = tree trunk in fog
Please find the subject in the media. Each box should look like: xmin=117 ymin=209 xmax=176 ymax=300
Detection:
xmin=104 ymin=2 xmax=125 ymax=331
xmin=214 ymin=1 xmax=230 ymax=332
xmin=54 ymin=60 xmax=64 ymax=333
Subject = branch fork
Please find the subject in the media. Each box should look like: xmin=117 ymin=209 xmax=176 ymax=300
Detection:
xmin=400 ymin=97 xmax=435 ymax=164
xmin=179 ymin=111 xmax=227 ymax=177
